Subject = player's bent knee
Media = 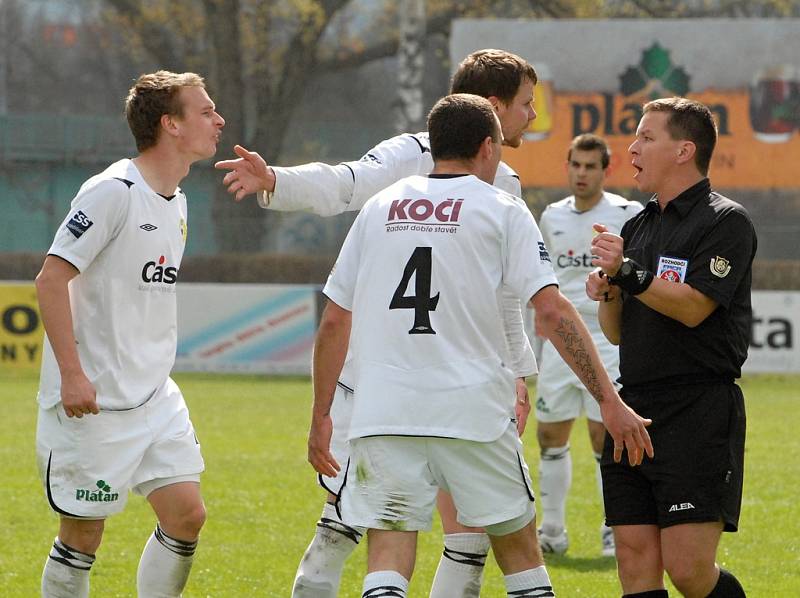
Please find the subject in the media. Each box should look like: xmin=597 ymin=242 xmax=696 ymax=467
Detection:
xmin=181 ymin=503 xmax=207 ymax=537
xmin=58 ymin=523 xmax=105 ymax=555
xmin=161 ymin=503 xmax=206 ymax=541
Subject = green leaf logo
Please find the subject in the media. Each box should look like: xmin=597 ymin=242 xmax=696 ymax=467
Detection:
xmin=96 ymin=480 xmax=112 ymax=492
xmin=619 ymin=43 xmax=691 ymax=98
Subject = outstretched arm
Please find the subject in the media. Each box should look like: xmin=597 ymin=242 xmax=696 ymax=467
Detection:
xmin=215 ymin=134 xmax=430 ymax=217
xmin=215 ymin=145 xmax=275 ymax=202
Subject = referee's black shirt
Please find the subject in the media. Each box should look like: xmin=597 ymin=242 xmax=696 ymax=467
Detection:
xmin=617 ymin=178 xmax=757 ymax=388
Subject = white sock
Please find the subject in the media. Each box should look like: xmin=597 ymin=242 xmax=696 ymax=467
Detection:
xmin=136 ymin=524 xmax=197 ymax=598
xmin=42 ymin=537 xmax=94 ymax=598
xmin=293 ymin=502 xmax=365 ymax=597
xmin=538 ymin=445 xmax=571 ymax=535
xmin=362 ymin=570 xmax=408 ymax=597
xmin=504 ymin=565 xmax=555 ymax=597
xmin=429 ymin=532 xmax=490 ymax=598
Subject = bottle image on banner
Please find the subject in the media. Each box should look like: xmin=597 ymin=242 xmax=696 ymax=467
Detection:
xmin=524 ymin=63 xmax=554 ymax=141
xmin=749 ymin=65 xmax=798 ymax=143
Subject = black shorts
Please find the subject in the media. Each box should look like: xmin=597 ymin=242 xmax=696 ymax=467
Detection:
xmin=601 ymin=382 xmax=745 ymax=532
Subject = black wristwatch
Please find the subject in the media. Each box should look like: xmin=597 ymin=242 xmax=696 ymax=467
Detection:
xmin=609 ymin=258 xmax=654 ymax=296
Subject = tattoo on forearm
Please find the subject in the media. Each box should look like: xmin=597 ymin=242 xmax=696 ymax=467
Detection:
xmin=554 ymin=317 xmax=603 ymax=401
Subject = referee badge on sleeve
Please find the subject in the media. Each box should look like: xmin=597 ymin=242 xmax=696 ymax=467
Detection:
xmin=710 ymin=256 xmax=731 ymax=278
xmin=656 ymin=256 xmax=688 ymax=283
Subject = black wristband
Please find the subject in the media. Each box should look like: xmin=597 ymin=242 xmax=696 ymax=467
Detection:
xmin=609 ymin=258 xmax=654 ymax=296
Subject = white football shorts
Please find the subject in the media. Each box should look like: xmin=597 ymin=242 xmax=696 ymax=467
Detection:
xmin=318 ymin=383 xmax=353 ymax=496
xmin=340 ymin=422 xmax=535 ymax=532
xmin=36 ymin=376 xmax=204 ymax=518
xmin=535 ymin=319 xmax=620 ymax=424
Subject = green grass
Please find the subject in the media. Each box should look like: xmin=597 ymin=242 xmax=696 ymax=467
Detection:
xmin=2 ymin=370 xmax=799 ymax=596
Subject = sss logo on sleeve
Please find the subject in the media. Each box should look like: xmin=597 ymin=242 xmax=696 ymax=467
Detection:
xmin=66 ymin=210 xmax=94 ymax=239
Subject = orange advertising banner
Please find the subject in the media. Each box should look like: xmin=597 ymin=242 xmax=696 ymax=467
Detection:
xmin=505 ymin=90 xmax=800 ymax=189
xmin=452 ymin=20 xmax=800 ymax=190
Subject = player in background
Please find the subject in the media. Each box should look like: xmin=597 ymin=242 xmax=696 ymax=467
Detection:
xmin=217 ymin=49 xmax=540 ymax=597
xmin=309 ymin=92 xmax=653 ymax=598
xmin=34 ymin=71 xmax=224 ymax=597
xmin=535 ymin=134 xmax=642 ymax=557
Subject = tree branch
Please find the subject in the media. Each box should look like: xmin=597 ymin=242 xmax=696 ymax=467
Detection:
xmin=103 ymin=0 xmax=183 ymax=68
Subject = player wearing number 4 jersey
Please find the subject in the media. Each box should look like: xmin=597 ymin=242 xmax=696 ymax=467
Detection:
xmin=309 ymin=94 xmax=653 ymax=598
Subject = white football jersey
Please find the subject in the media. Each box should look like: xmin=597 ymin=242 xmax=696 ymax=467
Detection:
xmin=540 ymin=192 xmax=642 ymax=317
xmin=324 ymin=174 xmax=558 ymax=442
xmin=38 ymin=159 xmax=188 ymax=411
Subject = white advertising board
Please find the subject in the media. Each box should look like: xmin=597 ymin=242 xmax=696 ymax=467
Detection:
xmin=744 ymin=291 xmax=799 ymax=373
xmin=175 ymin=283 xmax=317 ymax=375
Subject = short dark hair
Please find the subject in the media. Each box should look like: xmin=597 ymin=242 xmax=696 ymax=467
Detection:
xmin=643 ymin=97 xmax=717 ymax=175
xmin=568 ymin=134 xmax=611 ymax=169
xmin=427 ymin=94 xmax=501 ymax=162
xmin=125 ymin=71 xmax=206 ymax=152
xmin=450 ymin=49 xmax=538 ymax=106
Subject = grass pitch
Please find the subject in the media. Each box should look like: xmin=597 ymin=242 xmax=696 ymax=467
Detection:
xmin=2 ymin=371 xmax=798 ymax=596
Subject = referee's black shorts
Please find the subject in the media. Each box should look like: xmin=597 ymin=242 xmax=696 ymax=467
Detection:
xmin=601 ymin=381 xmax=746 ymax=532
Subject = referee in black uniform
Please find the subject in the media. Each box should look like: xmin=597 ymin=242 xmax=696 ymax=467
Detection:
xmin=587 ymin=97 xmax=755 ymax=598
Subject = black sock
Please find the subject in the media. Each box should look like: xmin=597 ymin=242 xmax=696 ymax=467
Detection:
xmin=623 ymin=591 xmax=669 ymax=598
xmin=706 ymin=568 xmax=746 ymax=597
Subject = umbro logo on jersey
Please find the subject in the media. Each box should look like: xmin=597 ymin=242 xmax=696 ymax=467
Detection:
xmin=140 ymin=223 xmax=158 ymax=231
xmin=141 ymin=255 xmax=178 ymax=284
xmin=66 ymin=210 xmax=93 ymax=238
xmin=668 ymin=502 xmax=695 ymax=512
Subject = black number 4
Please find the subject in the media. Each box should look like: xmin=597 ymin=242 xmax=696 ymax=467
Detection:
xmin=390 ymin=246 xmax=440 ymax=334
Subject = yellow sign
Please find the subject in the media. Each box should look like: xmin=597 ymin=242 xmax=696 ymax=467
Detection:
xmin=0 ymin=284 xmax=44 ymax=370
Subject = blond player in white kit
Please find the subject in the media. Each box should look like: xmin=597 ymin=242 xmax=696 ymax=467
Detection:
xmin=308 ymin=94 xmax=653 ymax=598
xmin=535 ymin=134 xmax=643 ymax=557
xmin=35 ymin=71 xmax=224 ymax=597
